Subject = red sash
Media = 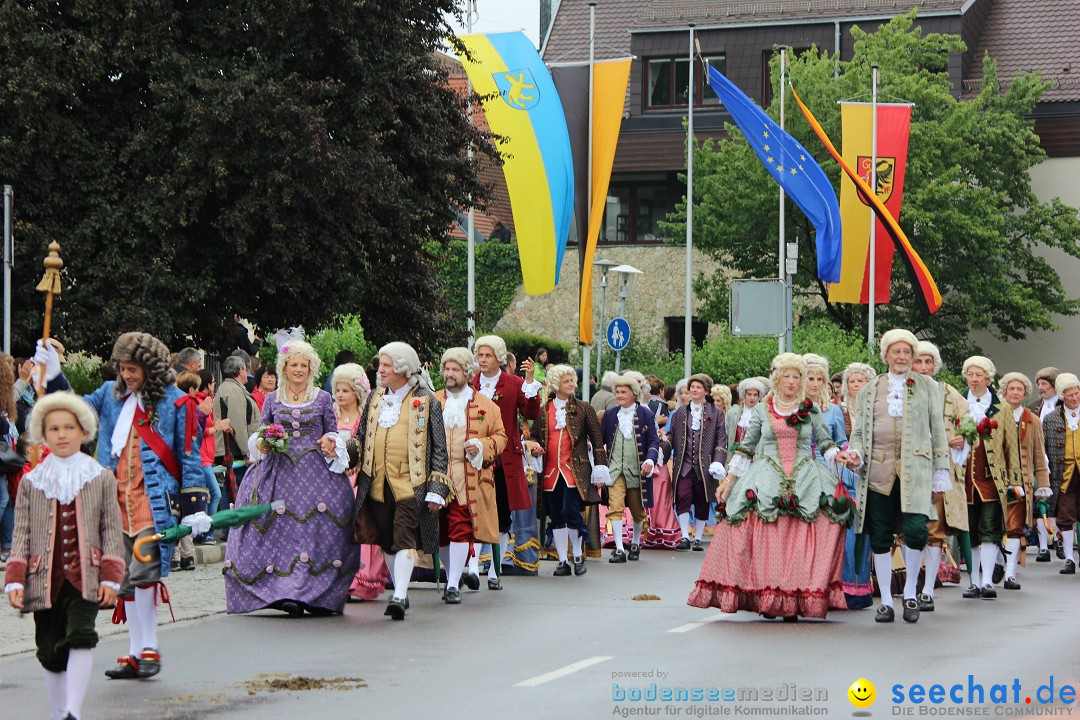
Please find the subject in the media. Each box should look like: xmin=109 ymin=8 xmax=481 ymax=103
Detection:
xmin=133 ymin=404 xmax=181 ymax=482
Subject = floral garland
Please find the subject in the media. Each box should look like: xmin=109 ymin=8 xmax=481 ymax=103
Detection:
xmin=783 ymin=398 xmax=819 ymax=427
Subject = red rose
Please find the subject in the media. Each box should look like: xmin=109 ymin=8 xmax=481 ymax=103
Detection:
xmin=786 ymin=415 xmax=799 ymax=426
xmin=906 ymin=377 xmax=915 ymax=386
xmin=803 ymin=399 xmax=813 ymax=409
xmin=745 ymin=489 xmax=756 ymax=501
xmin=953 ymin=417 xmax=961 ymax=425
xmin=797 ymin=409 xmax=809 ymax=419
xmin=412 ymin=399 xmax=422 ymax=408
xmin=990 ymin=420 xmax=999 ymax=429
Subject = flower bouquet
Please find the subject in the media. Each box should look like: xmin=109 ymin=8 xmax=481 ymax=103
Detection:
xmin=952 ymin=416 xmax=979 ymax=446
xmin=257 ymin=423 xmax=290 ymax=454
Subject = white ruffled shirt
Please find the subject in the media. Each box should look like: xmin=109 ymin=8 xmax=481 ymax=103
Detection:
xmin=886 ymin=373 xmax=907 ymax=418
xmin=967 ymin=390 xmax=992 ymax=424
xmin=442 ymin=386 xmax=472 ymax=429
xmin=738 ymin=405 xmax=753 ymax=429
xmin=689 ymin=402 xmax=704 ymax=431
xmin=26 ymin=452 xmax=102 ymax=505
xmin=552 ymin=397 xmax=568 ymax=430
xmin=478 ymin=370 xmax=500 ymax=399
xmin=111 ymin=392 xmax=145 ymax=458
xmin=1066 ymin=405 xmax=1080 ymax=433
xmin=1040 ymin=396 xmax=1060 ymax=422
xmin=377 ymin=383 xmax=412 ymax=429
xmin=616 ymin=406 xmax=636 ymax=439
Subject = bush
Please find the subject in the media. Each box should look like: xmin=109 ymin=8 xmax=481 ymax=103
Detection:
xmin=437 ymin=240 xmax=522 ymax=334
xmin=63 ymin=352 xmax=105 ymax=395
xmin=260 ymin=315 xmax=377 ymax=387
xmin=497 ymin=331 xmax=572 ymax=366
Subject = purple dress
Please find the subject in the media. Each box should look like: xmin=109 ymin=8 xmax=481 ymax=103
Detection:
xmin=224 ymin=389 xmax=360 ymax=614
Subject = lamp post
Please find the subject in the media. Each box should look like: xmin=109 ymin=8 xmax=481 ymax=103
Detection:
xmin=609 ymin=264 xmax=643 ymax=372
xmin=593 ymin=257 xmax=619 ymax=378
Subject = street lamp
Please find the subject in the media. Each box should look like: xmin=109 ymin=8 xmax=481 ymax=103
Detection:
xmin=593 ymin=257 xmax=620 ymax=379
xmin=609 ymin=264 xmax=643 ymax=372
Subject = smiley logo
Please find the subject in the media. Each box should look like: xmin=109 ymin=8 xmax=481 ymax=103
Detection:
xmin=848 ymin=678 xmax=876 ymax=708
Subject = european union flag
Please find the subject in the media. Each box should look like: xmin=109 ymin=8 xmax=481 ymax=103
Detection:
xmin=706 ymin=66 xmax=842 ymax=283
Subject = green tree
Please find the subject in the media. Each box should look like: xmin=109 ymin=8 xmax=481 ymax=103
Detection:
xmin=666 ymin=11 xmax=1080 ymax=368
xmin=0 ymin=0 xmax=490 ymax=357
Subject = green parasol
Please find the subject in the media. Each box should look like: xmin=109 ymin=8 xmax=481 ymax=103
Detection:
xmin=133 ymin=501 xmax=283 ymax=563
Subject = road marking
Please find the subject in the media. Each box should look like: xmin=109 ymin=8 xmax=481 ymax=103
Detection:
xmin=667 ymin=613 xmax=728 ymax=633
xmin=514 ymin=656 xmax=614 ymax=687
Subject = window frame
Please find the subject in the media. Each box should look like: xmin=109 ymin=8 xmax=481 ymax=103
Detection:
xmin=644 ymin=54 xmax=727 ymax=111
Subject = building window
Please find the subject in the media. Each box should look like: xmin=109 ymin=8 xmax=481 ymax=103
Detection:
xmin=646 ymin=55 xmax=726 ymax=110
xmin=600 ymin=174 xmax=681 ymax=245
xmin=665 ymin=317 xmax=709 ymax=353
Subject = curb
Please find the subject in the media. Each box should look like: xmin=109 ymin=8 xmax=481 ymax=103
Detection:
xmin=195 ymin=543 xmax=226 ymax=566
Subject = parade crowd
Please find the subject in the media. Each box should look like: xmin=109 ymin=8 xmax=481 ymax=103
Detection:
xmin=2 ymin=326 xmax=1076 ymax=720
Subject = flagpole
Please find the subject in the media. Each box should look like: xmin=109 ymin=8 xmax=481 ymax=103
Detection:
xmin=868 ymin=64 xmax=879 ymax=348
xmin=581 ymin=0 xmax=596 ymax=402
xmin=466 ymin=0 xmax=477 ymax=350
xmin=683 ymin=23 xmax=695 ymax=380
xmin=779 ymin=48 xmax=789 ymax=353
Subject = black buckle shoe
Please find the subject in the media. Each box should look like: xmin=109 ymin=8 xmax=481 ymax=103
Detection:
xmin=553 ymin=561 xmax=572 ymax=576
xmin=675 ymin=538 xmax=691 ymax=551
xmin=917 ymin=593 xmax=935 ymax=612
xmin=628 ymin=544 xmax=640 ymax=561
xmin=609 ymin=549 xmax=627 ymax=564
xmin=179 ymin=556 xmax=195 ymax=571
xmin=962 ymin=584 xmax=982 ymax=599
xmin=1036 ymin=549 xmax=1051 ymax=562
xmin=573 ymin=556 xmax=587 ymax=576
xmin=902 ymin=598 xmax=919 ymax=623
xmin=980 ymin=584 xmax=997 ymax=599
xmin=137 ymin=649 xmax=161 ymax=678
xmin=692 ymin=539 xmax=705 ymax=551
xmin=462 ymin=573 xmax=481 ymax=591
xmin=992 ymin=563 xmax=1005 ymax=584
xmin=1003 ymin=577 xmax=1021 ymax=590
xmin=875 ymin=605 xmax=895 ymax=623
xmin=1057 ymin=543 xmax=1066 ymax=560
xmin=279 ymin=600 xmax=303 ymax=618
xmin=444 ymin=587 xmax=461 ymax=604
xmin=104 ymin=655 xmax=140 ymax=679
xmin=1061 ymin=559 xmax=1076 ymax=575
xmin=487 ymin=577 xmax=502 ymax=590
xmin=384 ymin=597 xmax=407 ymax=620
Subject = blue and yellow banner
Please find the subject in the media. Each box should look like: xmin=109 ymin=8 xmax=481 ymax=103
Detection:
xmin=459 ymin=32 xmax=574 ymax=295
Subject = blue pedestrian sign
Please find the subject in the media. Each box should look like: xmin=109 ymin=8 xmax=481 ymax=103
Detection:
xmin=606 ymin=317 xmax=631 ymax=352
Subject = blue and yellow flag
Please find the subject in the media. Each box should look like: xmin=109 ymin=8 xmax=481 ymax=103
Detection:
xmin=706 ymin=66 xmax=842 ymax=282
xmin=459 ymin=32 xmax=574 ymax=295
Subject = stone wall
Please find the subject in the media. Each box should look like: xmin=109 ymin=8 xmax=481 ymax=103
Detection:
xmin=493 ymin=245 xmax=725 ymax=351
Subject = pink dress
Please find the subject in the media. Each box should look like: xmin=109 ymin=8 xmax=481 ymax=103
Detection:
xmin=599 ymin=457 xmax=682 ymax=549
xmin=336 ymin=409 xmax=389 ymax=600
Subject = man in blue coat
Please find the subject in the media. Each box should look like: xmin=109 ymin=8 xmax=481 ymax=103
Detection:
xmin=83 ymin=332 xmax=206 ymax=679
xmin=600 ymin=374 xmax=660 ymax=562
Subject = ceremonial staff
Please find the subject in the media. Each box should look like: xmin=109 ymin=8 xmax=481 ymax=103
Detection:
xmin=30 ymin=241 xmax=63 ymax=467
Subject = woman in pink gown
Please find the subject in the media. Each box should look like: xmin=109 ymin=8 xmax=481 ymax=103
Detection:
xmin=332 ymin=363 xmax=388 ymax=601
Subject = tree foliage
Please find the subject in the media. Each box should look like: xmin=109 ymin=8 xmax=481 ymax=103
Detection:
xmin=435 ymin=239 xmax=522 ymax=335
xmin=0 ymin=0 xmax=490 ymax=358
xmin=666 ymin=11 xmax=1080 ymax=368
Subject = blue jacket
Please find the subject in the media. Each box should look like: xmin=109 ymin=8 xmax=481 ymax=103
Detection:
xmin=600 ymin=404 xmax=661 ymax=508
xmin=85 ymin=381 xmax=206 ymax=577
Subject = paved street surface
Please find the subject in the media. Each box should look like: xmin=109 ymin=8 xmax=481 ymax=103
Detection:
xmin=2 ymin=544 xmax=1078 ymax=719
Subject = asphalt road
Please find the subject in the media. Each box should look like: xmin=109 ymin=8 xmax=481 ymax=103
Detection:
xmin=2 ymin=544 xmax=1078 ymax=720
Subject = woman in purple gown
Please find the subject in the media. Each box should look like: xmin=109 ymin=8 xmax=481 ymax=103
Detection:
xmin=224 ymin=340 xmax=359 ymax=616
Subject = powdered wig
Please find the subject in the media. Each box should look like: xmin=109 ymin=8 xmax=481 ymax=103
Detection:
xmin=474 ymin=335 xmax=508 ymax=366
xmin=1056 ymin=373 xmax=1080 ymax=397
xmin=111 ymin=332 xmax=174 ymax=406
xmin=30 ymin=391 xmax=98 ymax=445
xmin=275 ymin=339 xmax=322 ymax=403
xmin=879 ymin=328 xmax=919 ymax=362
xmin=841 ymin=362 xmax=878 ymax=404
xmin=623 ymin=370 xmax=649 ymax=402
xmin=769 ymin=353 xmax=808 ymax=399
xmin=999 ymin=371 xmax=1032 ymax=398
xmin=754 ymin=376 xmax=772 ymax=393
xmin=378 ymin=341 xmax=423 ymax=390
xmin=674 ymin=378 xmax=689 ymax=402
xmin=916 ymin=341 xmax=943 ymax=375
xmin=545 ymin=364 xmax=577 ymax=396
xmin=688 ymin=373 xmax=714 ymax=394
xmin=737 ymin=377 xmax=766 ymax=399
xmin=1036 ymin=367 xmax=1061 ymax=386
xmin=711 ymin=383 xmax=732 ymax=409
xmin=802 ymin=353 xmax=831 ymax=406
xmin=611 ymin=373 xmax=641 ymax=401
xmin=600 ymin=370 xmax=619 ymax=390
xmin=440 ymin=347 xmax=476 ymax=381
xmin=962 ymin=355 xmax=996 ymax=379
xmin=332 ymin=362 xmax=371 ymax=405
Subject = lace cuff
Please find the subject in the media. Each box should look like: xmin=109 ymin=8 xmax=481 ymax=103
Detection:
xmin=931 ymin=468 xmax=952 ymax=493
xmin=522 ymin=380 xmax=541 ymax=399
xmin=101 ymin=581 xmax=121 ymax=592
xmin=951 ymin=442 xmax=970 ymax=468
xmin=424 ymin=492 xmax=446 ymax=507
xmin=324 ymin=433 xmax=349 ymax=473
xmin=708 ymin=461 xmax=726 ymax=480
xmin=466 ymin=439 xmax=485 ymax=471
xmin=823 ymin=446 xmax=840 ymax=465
xmin=728 ymin=454 xmax=750 ymax=478
xmin=4 ymin=583 xmax=24 ymax=594
xmin=247 ymin=433 xmax=267 ymax=464
xmin=1035 ymin=486 xmax=1053 ymax=498
xmin=180 ymin=512 xmax=213 ymax=536
xmin=642 ymin=460 xmax=656 ymax=477
xmin=591 ymin=465 xmax=612 ymax=486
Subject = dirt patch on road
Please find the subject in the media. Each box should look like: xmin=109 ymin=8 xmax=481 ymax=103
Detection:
xmin=632 ymin=594 xmax=661 ymax=601
xmin=241 ymin=673 xmax=367 ymax=694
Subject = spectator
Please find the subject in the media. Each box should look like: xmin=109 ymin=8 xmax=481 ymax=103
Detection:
xmin=193 ymin=369 xmax=224 ymax=541
xmin=831 ymin=371 xmax=844 ymax=404
xmin=324 ymin=350 xmax=357 ymax=393
xmin=505 ymin=352 xmax=517 ymax=376
xmin=252 ymin=364 xmax=277 ymax=411
xmin=646 ymin=377 xmax=669 ymax=427
xmin=489 ymin=219 xmax=512 ymax=243
xmin=229 ymin=348 xmax=256 ymax=393
xmin=0 ymin=352 xmax=19 ymax=565
xmin=173 ymin=371 xmax=203 ymax=570
xmin=215 ymin=355 xmax=260 ymax=491
xmin=533 ymin=348 xmax=548 ymax=384
xmin=175 ymin=347 xmax=203 ymax=374
xmin=590 ymin=370 xmax=619 ymax=417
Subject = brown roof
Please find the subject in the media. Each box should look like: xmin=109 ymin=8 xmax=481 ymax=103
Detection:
xmin=632 ymin=0 xmax=968 ymax=29
xmin=962 ymin=0 xmax=1080 ymax=103
xmin=542 ymin=0 xmax=650 ymax=62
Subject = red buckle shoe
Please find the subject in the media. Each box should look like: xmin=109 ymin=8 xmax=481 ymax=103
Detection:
xmin=104 ymin=655 xmax=140 ymax=679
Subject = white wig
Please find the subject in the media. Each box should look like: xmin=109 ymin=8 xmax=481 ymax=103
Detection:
xmin=611 ymin=373 xmax=641 ymax=400
xmin=802 ymin=353 xmax=830 ymax=379
xmin=546 ymin=364 xmax=578 ymax=396
xmin=276 ymin=339 xmax=322 ymax=403
xmin=879 ymin=328 xmax=919 ymax=362
xmin=440 ymin=347 xmax=476 ymax=380
xmin=474 ymin=335 xmax=508 ymax=365
xmin=916 ymin=341 xmax=943 ymax=375
xmin=768 ymin=353 xmax=808 ymax=400
xmin=1056 ymin=373 xmax=1080 ymax=397
xmin=754 ymin=376 xmax=772 ymax=393
xmin=841 ymin=362 xmax=878 ymax=404
xmin=999 ymin=371 xmax=1032 ymax=398
xmin=30 ymin=391 xmax=98 ymax=445
xmin=623 ymin=370 xmax=649 ymax=402
xmin=711 ymin=383 xmax=732 ymax=409
xmin=674 ymin=378 xmax=689 ymax=398
xmin=379 ymin=341 xmax=424 ymax=389
xmin=962 ymin=355 xmax=996 ymax=379
xmin=331 ymin=362 xmax=370 ymax=404
xmin=600 ymin=370 xmax=619 ymax=390
xmin=737 ymin=377 xmax=765 ymax=399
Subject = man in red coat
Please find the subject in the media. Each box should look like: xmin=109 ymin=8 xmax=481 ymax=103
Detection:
xmin=471 ymin=335 xmax=541 ymax=588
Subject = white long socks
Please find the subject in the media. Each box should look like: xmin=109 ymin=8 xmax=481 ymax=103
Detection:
xmin=133 ymin=586 xmax=158 ymax=651
xmin=1064 ymin=530 xmax=1076 ymax=563
xmin=65 ymin=648 xmax=92 ymax=720
xmin=391 ymin=551 xmax=415 ymax=600
xmin=1004 ymin=537 xmax=1021 ymax=580
xmin=694 ymin=519 xmax=707 ymax=541
xmin=469 ymin=543 xmax=481 ymax=576
xmin=970 ymin=544 xmax=982 ymax=587
xmin=126 ymin=596 xmax=143 ymax=657
xmin=447 ymin=542 xmax=469 ymax=590
xmin=1037 ymin=521 xmax=1049 ymax=551
xmin=902 ymin=546 xmax=923 ymax=600
xmin=921 ymin=545 xmax=942 ymax=598
xmin=612 ymin=520 xmax=625 ymax=551
xmin=678 ymin=513 xmax=691 ymax=540
xmin=632 ymin=522 xmax=643 ymax=547
xmin=552 ymin=528 xmax=569 ymax=563
xmin=43 ymin=670 xmax=66 ymax=720
xmin=873 ymin=552 xmax=894 ymax=608
xmin=570 ymin=529 xmax=584 ymax=559
xmin=980 ymin=542 xmax=996 ymax=587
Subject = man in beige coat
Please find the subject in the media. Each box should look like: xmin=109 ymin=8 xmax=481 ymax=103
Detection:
xmin=840 ymin=329 xmax=950 ymax=624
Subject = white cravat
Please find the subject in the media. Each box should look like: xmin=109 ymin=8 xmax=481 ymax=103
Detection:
xmin=377 ymin=384 xmax=411 ymax=429
xmin=442 ymin=387 xmax=472 ymax=429
xmin=1040 ymin=396 xmax=1060 ymax=422
xmin=553 ymin=397 xmax=568 ymax=430
xmin=111 ymin=392 xmax=144 ymax=458
xmin=617 ymin=406 xmax=636 ymax=439
xmin=886 ymin=373 xmax=906 ymax=418
xmin=689 ymin=402 xmax=704 ymax=431
xmin=26 ymin=452 xmax=103 ymax=505
xmin=967 ymin=390 xmax=991 ymax=424
xmin=478 ymin=370 xmax=501 ymax=400
xmin=1066 ymin=406 xmax=1080 ymax=432
xmin=738 ymin=405 xmax=753 ymax=429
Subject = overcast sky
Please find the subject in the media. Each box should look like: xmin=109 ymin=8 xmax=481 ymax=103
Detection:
xmin=443 ymin=0 xmax=542 ymax=50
